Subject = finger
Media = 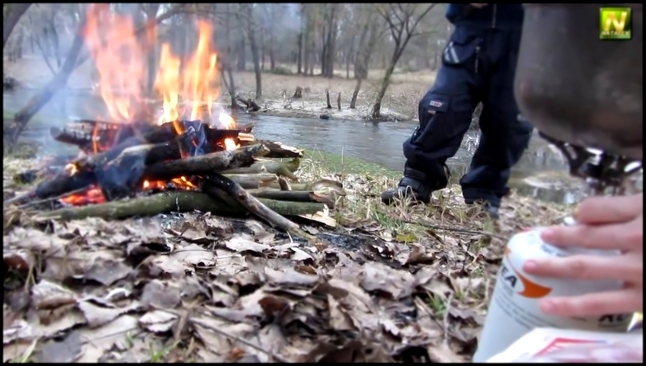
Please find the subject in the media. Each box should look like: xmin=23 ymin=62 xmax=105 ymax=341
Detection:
xmin=574 ymin=194 xmax=642 ymax=225
xmin=523 ymin=253 xmax=642 ymax=283
xmin=539 ymin=289 xmax=643 ymax=317
xmin=540 ymin=217 xmax=643 ymax=251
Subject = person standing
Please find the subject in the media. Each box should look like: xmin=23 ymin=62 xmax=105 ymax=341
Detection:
xmin=381 ymin=4 xmax=532 ymax=219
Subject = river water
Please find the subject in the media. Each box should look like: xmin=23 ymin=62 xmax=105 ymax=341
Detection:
xmin=3 ymin=87 xmax=583 ymax=204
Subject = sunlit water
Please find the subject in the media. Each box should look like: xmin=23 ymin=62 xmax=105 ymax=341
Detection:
xmin=4 ymin=87 xmax=585 ymax=205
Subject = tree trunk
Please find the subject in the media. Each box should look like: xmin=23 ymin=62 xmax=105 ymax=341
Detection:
xmin=355 ymin=13 xmax=379 ymax=80
xmin=354 ymin=21 xmax=370 ymax=79
xmin=296 ymin=32 xmax=303 ymax=74
xmin=269 ymin=40 xmax=276 ymax=70
xmin=32 ymin=28 xmax=57 ymax=75
xmin=245 ymin=8 xmax=262 ymax=99
xmin=223 ymin=3 xmax=237 ymax=110
xmin=237 ymin=38 xmax=246 ymax=71
xmin=345 ymin=41 xmax=354 ymax=80
xmin=309 ymin=39 xmax=315 ymax=76
xmin=11 ymin=15 xmax=87 ymax=147
xmin=320 ymin=31 xmax=327 ymax=77
xmin=3 ymin=4 xmax=32 ymax=50
xmin=303 ymin=29 xmax=310 ymax=76
xmin=144 ymin=3 xmax=161 ymax=97
xmin=260 ymin=34 xmax=265 ymax=71
xmin=350 ymin=78 xmax=362 ymax=109
xmin=323 ymin=5 xmax=338 ymax=79
xmin=45 ymin=16 xmax=62 ymax=69
xmin=371 ymin=63 xmax=396 ymax=119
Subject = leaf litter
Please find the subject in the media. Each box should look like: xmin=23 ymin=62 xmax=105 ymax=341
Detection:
xmin=3 ymin=157 xmax=571 ymax=363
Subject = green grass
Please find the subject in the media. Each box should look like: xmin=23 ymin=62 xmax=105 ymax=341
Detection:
xmin=3 ymin=109 xmax=60 ymax=130
xmin=298 ymin=147 xmax=568 ymax=245
xmin=302 ymin=147 xmax=400 ymax=179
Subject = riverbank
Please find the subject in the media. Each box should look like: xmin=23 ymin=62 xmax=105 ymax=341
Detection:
xmin=4 ymin=57 xmax=433 ymax=122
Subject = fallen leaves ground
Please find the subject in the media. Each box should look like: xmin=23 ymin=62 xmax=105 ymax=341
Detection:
xmin=3 ymin=155 xmax=570 ymax=363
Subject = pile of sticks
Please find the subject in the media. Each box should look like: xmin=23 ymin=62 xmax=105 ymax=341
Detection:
xmin=6 ymin=119 xmax=344 ymax=240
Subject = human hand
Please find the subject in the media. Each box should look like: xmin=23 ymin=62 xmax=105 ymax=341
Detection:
xmin=522 ymin=194 xmax=643 ymax=316
xmin=469 ymin=3 xmax=488 ymax=8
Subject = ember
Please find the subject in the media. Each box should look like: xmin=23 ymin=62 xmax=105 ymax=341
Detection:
xmin=6 ymin=4 xmax=342 ymax=241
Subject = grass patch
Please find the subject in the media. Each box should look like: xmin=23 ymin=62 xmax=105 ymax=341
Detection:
xmin=302 ymin=148 xmax=400 ymax=179
xmin=298 ymin=148 xmax=570 ymax=253
xmin=3 ymin=109 xmax=60 ymax=131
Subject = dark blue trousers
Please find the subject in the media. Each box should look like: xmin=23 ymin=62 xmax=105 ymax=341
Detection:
xmin=403 ymin=25 xmax=533 ymax=208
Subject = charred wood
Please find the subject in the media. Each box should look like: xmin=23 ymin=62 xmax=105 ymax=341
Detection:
xmin=142 ymin=144 xmax=269 ymax=181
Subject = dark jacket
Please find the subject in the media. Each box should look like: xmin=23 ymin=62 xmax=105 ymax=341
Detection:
xmin=446 ymin=4 xmax=524 ymax=30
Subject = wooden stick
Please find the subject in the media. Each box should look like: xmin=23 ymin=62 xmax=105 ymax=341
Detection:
xmin=246 ymin=188 xmax=337 ymax=208
xmin=143 ymin=144 xmax=269 ymax=181
xmin=35 ymin=191 xmax=325 ymax=221
xmin=265 ymin=179 xmax=345 ymax=193
xmin=222 ymin=158 xmax=300 ymax=180
xmin=224 ymin=173 xmax=278 ymax=189
xmin=203 ymin=173 xmax=317 ymax=242
xmin=6 ymin=145 xmax=270 ymax=205
xmin=241 ymin=140 xmax=304 ymax=158
xmin=73 ymin=121 xmax=243 ymax=170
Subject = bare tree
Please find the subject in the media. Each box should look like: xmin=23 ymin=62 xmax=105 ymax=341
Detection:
xmin=370 ymin=4 xmax=437 ymax=119
xmin=142 ymin=3 xmax=161 ymax=96
xmin=10 ymin=11 xmax=86 ymax=148
xmin=300 ymin=4 xmax=314 ymax=76
xmin=239 ymin=4 xmax=262 ymax=99
xmin=259 ymin=4 xmax=285 ymax=71
xmin=3 ymin=3 xmax=32 ymax=49
xmin=220 ymin=3 xmax=239 ymax=109
xmin=350 ymin=8 xmax=382 ymax=109
xmin=320 ymin=4 xmax=339 ymax=78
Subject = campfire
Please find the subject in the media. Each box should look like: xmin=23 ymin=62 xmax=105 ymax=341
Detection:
xmin=6 ymin=5 xmax=343 ymax=239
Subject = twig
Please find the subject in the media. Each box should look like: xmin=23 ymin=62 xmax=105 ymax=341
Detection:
xmin=16 ymin=187 xmax=87 ymax=209
xmin=203 ymin=173 xmax=319 ymax=243
xmin=190 ymin=317 xmax=290 ymax=363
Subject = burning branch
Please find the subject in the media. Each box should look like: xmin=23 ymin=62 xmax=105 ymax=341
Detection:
xmin=5 ymin=141 xmax=269 ymax=206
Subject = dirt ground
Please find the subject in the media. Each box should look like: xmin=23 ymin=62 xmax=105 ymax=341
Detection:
xmin=4 ymin=56 xmax=435 ymax=122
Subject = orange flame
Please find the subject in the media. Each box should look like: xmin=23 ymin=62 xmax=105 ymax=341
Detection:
xmin=84 ymin=7 xmax=224 ymax=136
xmin=62 ymin=7 xmax=241 ymax=207
xmin=219 ymin=113 xmax=239 ymax=150
xmin=84 ymin=4 xmax=147 ymax=122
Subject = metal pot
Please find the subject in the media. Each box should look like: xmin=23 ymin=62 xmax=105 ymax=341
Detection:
xmin=515 ymin=4 xmax=643 ymax=160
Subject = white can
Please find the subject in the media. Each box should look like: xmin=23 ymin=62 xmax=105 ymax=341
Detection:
xmin=472 ymin=227 xmax=632 ymax=363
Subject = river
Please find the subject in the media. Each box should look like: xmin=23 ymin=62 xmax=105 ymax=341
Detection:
xmin=3 ymin=87 xmax=584 ymax=204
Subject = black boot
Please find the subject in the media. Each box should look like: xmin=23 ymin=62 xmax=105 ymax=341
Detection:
xmin=381 ymin=167 xmax=434 ymax=205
